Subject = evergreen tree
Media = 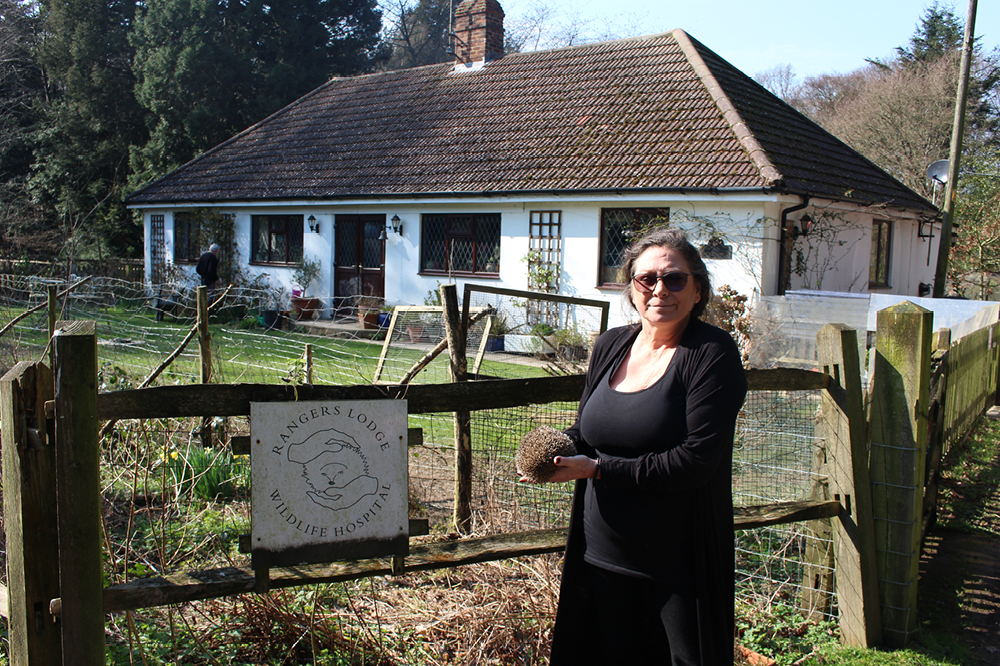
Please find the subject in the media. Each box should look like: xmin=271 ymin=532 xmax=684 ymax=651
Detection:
xmin=129 ymin=0 xmax=384 ymax=188
xmin=129 ymin=0 xmax=255 ymax=184
xmin=30 ymin=0 xmax=146 ymax=258
xmin=895 ymin=1 xmax=963 ymax=64
xmin=0 ymin=0 xmax=43 ymax=182
xmin=0 ymin=0 xmax=59 ymax=257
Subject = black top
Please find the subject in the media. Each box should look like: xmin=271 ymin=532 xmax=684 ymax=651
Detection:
xmin=579 ymin=358 xmax=695 ymax=580
xmin=195 ymin=251 xmax=219 ymax=287
xmin=551 ymin=318 xmax=748 ymax=665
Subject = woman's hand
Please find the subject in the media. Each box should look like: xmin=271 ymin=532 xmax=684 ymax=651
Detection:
xmin=519 ymin=455 xmax=599 ymax=483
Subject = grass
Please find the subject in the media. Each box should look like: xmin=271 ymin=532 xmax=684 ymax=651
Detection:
xmin=1 ymin=301 xmax=552 ymax=387
xmin=934 ymin=418 xmax=1000 ymax=538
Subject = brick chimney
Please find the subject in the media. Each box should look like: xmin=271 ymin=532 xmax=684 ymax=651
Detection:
xmin=452 ymin=0 xmax=505 ymax=64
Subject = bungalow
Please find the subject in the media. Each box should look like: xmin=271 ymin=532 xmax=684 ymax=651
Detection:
xmin=126 ymin=0 xmax=938 ymax=328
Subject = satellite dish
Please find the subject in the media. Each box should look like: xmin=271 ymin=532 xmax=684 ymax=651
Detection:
xmin=926 ymin=159 xmax=950 ymax=184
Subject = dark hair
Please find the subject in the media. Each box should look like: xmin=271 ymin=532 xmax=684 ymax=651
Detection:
xmin=620 ymin=227 xmax=712 ymax=319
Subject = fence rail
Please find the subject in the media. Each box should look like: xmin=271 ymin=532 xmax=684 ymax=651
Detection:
xmin=0 ymin=258 xmax=144 ymax=281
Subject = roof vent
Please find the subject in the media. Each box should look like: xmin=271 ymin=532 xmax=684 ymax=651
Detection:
xmin=452 ymin=0 xmax=504 ymax=66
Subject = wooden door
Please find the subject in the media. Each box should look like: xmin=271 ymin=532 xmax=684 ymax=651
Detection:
xmin=334 ymin=215 xmax=385 ymax=312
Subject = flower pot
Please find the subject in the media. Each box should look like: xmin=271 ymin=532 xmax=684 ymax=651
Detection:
xmin=259 ymin=309 xmax=280 ymax=330
xmin=358 ymin=308 xmax=380 ymax=329
xmin=290 ymin=296 xmax=321 ymax=321
xmin=406 ymin=325 xmax=426 ymax=343
xmin=486 ymin=336 xmax=504 ymax=352
xmin=377 ymin=312 xmax=392 ymax=328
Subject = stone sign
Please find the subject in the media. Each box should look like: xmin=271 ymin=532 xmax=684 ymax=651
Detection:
xmin=250 ymin=399 xmax=408 ymax=568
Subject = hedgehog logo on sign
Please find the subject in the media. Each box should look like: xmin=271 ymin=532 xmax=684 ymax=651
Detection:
xmin=286 ymin=428 xmax=379 ymax=512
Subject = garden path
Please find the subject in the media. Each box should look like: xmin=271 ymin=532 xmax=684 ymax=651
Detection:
xmin=916 ymin=426 xmax=1000 ymax=664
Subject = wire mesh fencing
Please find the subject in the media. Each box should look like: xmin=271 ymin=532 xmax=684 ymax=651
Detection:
xmin=734 ymin=389 xmax=833 ymax=620
xmin=0 ymin=273 xmax=835 ymax=624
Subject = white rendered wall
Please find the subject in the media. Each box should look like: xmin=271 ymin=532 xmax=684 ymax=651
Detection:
xmin=138 ymin=192 xmax=936 ymax=323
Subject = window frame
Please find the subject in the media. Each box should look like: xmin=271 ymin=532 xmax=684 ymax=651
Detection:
xmin=869 ymin=218 xmax=892 ymax=289
xmin=597 ymin=207 xmax=670 ymax=289
xmin=419 ymin=213 xmax=501 ymax=277
xmin=173 ymin=212 xmax=202 ymax=264
xmin=251 ymin=215 xmax=304 ymax=266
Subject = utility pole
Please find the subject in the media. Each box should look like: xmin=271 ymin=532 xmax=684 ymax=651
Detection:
xmin=933 ymin=0 xmax=978 ymax=298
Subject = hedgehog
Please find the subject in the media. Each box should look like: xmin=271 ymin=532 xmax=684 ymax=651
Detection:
xmin=516 ymin=426 xmax=578 ymax=482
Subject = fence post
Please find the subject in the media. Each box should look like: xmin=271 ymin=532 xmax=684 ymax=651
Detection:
xmin=869 ymin=302 xmax=932 ymax=648
xmin=1 ymin=362 xmax=62 ymax=665
xmin=817 ymin=324 xmax=882 ymax=647
xmin=441 ymin=284 xmax=472 ymax=533
xmin=922 ymin=328 xmax=951 ymax=541
xmin=47 ymin=285 xmax=57 ymax=368
xmin=304 ymin=343 xmax=314 ymax=384
xmin=52 ymin=321 xmax=104 ymax=665
xmin=799 ymin=429 xmax=833 ymax=619
xmin=197 ymin=286 xmax=213 ymax=447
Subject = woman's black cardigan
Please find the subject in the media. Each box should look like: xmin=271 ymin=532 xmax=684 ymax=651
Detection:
xmin=549 ymin=319 xmax=748 ymax=665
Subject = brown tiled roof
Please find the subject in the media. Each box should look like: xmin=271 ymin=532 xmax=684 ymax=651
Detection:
xmin=126 ymin=30 xmax=934 ymax=212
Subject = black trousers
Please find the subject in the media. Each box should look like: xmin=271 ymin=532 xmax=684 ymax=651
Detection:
xmin=582 ymin=561 xmax=701 ymax=666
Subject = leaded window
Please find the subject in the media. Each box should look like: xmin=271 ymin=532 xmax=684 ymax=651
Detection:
xmin=173 ymin=212 xmax=201 ymax=263
xmin=599 ymin=208 xmax=670 ymax=286
xmin=252 ymin=215 xmax=303 ymax=265
xmin=420 ymin=213 xmax=500 ymax=275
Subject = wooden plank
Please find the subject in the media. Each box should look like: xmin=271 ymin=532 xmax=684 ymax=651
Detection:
xmin=869 ymin=303 xmax=933 ymax=648
xmin=745 ymin=367 xmax=829 ymax=391
xmin=461 ymin=283 xmax=611 ymax=311
xmin=47 ymin=285 xmax=57 ymax=368
xmin=96 ymin=375 xmax=588 ymax=419
xmin=53 ymin=321 xmax=104 ymax=665
xmin=57 ymin=500 xmax=837 ymax=614
xmin=732 ymin=499 xmax=840 ymax=530
xmin=818 ymin=324 xmax=882 ymax=647
xmin=96 ymin=368 xmax=826 ymax=423
xmin=1 ymin=362 xmax=62 ymax=664
xmin=77 ymin=529 xmax=568 ymax=614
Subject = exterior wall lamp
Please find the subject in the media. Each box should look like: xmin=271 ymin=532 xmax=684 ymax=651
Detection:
xmin=798 ymin=215 xmax=813 ymax=237
xmin=380 ymin=215 xmax=404 ymax=241
xmin=307 ymin=215 xmax=319 ymax=233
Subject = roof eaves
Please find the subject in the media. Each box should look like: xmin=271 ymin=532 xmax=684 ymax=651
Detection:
xmin=672 ymin=29 xmax=784 ymax=190
xmin=125 ymin=186 xmax=782 ymax=208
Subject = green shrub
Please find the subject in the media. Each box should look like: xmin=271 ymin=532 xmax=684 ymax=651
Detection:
xmin=165 ymin=443 xmax=249 ymax=502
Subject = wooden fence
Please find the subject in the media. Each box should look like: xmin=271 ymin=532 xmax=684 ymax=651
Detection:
xmin=0 ymin=258 xmax=144 ymax=282
xmin=1 ymin=297 xmax=997 ymax=663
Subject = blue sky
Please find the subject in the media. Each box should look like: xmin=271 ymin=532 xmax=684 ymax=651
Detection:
xmin=512 ymin=0 xmax=999 ymax=79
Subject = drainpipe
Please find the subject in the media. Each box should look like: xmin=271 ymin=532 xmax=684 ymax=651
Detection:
xmin=776 ymin=196 xmax=810 ymax=296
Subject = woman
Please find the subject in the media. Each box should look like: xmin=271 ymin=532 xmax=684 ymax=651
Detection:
xmin=525 ymin=228 xmax=747 ymax=665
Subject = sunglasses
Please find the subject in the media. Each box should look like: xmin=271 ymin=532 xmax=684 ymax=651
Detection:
xmin=632 ymin=271 xmax=691 ymax=293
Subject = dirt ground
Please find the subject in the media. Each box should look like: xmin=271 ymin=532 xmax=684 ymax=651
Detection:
xmin=918 ymin=530 xmax=1000 ymax=662
xmin=915 ymin=436 xmax=1000 ymax=664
